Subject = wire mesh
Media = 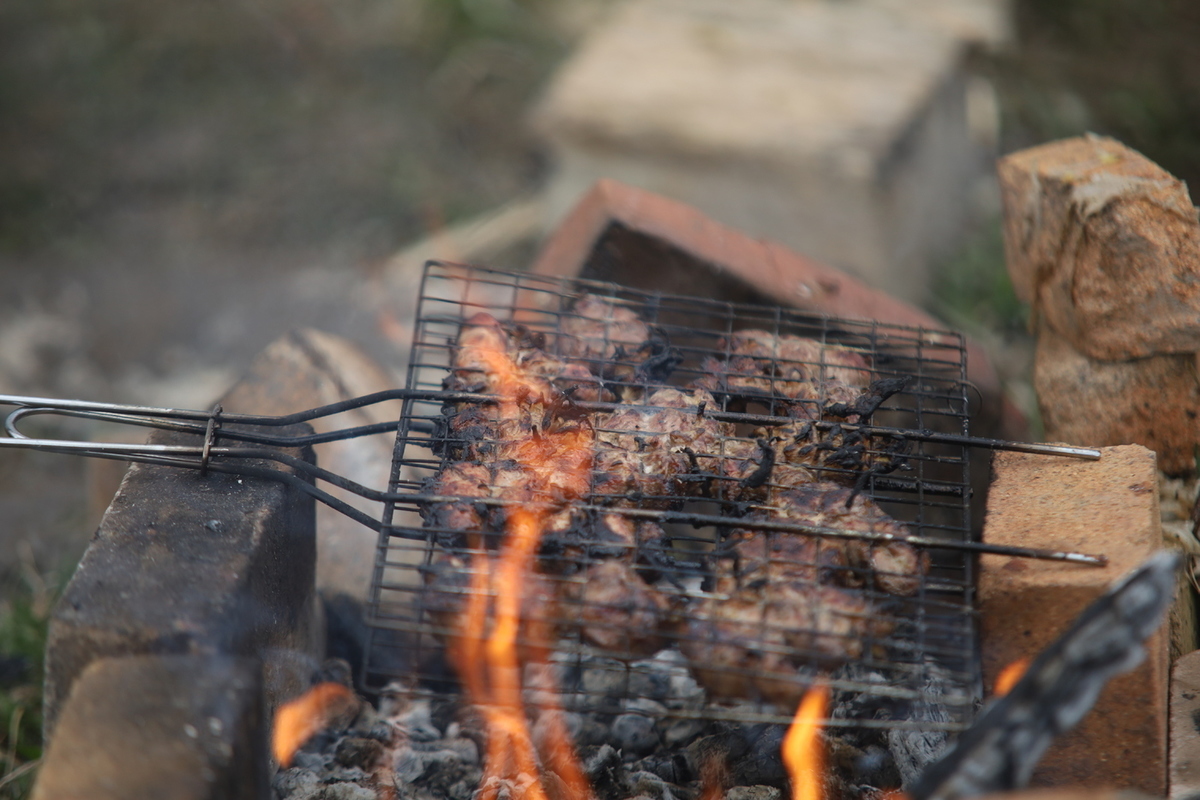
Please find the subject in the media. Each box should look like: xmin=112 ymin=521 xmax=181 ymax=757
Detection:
xmin=363 ymin=260 xmax=979 ymax=731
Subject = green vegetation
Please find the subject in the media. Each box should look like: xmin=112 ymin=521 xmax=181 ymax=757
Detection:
xmin=0 ymin=560 xmax=56 ymax=799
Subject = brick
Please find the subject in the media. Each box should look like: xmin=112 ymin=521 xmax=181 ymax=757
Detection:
xmin=1034 ymin=324 xmax=1200 ymax=476
xmin=531 ymin=0 xmax=982 ymax=305
xmin=528 ymin=178 xmax=1022 ymax=444
xmin=998 ymin=135 xmax=1200 ymax=360
xmin=220 ymin=328 xmax=408 ymax=601
xmin=979 ymin=445 xmax=1168 ymax=795
xmin=1171 ymin=650 xmax=1200 ymax=799
xmin=43 ymin=422 xmax=318 ymax=737
xmin=33 ymin=655 xmax=267 ymax=800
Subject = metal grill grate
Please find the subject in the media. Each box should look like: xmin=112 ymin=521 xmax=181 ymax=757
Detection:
xmin=363 ymin=261 xmax=982 ymax=732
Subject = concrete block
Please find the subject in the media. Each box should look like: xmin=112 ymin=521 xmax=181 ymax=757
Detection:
xmin=220 ymin=328 xmax=405 ymax=601
xmin=531 ymin=0 xmax=983 ymax=303
xmin=1171 ymin=650 xmax=1200 ymax=799
xmin=43 ymin=423 xmax=318 ymax=737
xmin=33 ymin=654 xmax=268 ymax=800
xmin=980 ymin=445 xmax=1168 ymax=795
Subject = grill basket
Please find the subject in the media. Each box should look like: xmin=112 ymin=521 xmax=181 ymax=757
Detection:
xmin=363 ymin=261 xmax=982 ymax=734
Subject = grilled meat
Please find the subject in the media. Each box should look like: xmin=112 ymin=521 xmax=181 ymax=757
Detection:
xmin=693 ymin=330 xmax=871 ymax=419
xmin=593 ymin=387 xmax=730 ymax=504
xmin=743 ymin=483 xmax=929 ymax=596
xmin=559 ymin=294 xmax=652 ymax=367
xmin=562 ymin=559 xmax=675 ymax=657
xmin=681 ymin=580 xmax=891 ymax=707
xmin=422 ymin=551 xmax=563 ymax=663
xmin=707 ymin=436 xmax=817 ymax=503
xmin=723 ymin=330 xmax=871 ymax=386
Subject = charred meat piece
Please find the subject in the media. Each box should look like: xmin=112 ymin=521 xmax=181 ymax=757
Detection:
xmin=692 ymin=330 xmax=872 ymax=419
xmin=561 ymin=559 xmax=675 ymax=658
xmin=724 ymin=330 xmax=871 ymax=387
xmin=422 ymin=551 xmax=563 ymax=663
xmin=750 ymin=483 xmax=929 ymax=596
xmin=680 ymin=579 xmax=892 ymax=707
xmin=559 ymin=294 xmax=652 ymax=368
xmin=594 ymin=388 xmax=731 ymax=503
xmin=706 ymin=436 xmax=817 ymax=503
xmin=767 ymin=420 xmax=910 ymax=484
xmin=538 ymin=512 xmax=666 ymax=572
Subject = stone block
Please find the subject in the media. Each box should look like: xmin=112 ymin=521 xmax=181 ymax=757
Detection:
xmin=220 ymin=328 xmax=406 ymax=601
xmin=980 ymin=445 xmax=1168 ymax=795
xmin=43 ymin=422 xmax=318 ymax=737
xmin=1034 ymin=324 xmax=1200 ymax=476
xmin=998 ymin=134 xmax=1200 ymax=361
xmin=1171 ymin=649 xmax=1200 ymax=799
xmin=531 ymin=0 xmax=983 ymax=304
xmin=33 ymin=654 xmax=268 ymax=800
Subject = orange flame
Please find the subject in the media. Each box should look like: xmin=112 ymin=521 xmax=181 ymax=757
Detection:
xmin=782 ymin=681 xmax=830 ymax=800
xmin=993 ymin=656 xmax=1031 ymax=697
xmin=272 ymin=682 xmax=355 ymax=767
xmin=447 ymin=324 xmax=592 ymax=800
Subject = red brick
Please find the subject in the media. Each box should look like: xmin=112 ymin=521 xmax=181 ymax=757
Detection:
xmin=980 ymin=445 xmax=1168 ymax=795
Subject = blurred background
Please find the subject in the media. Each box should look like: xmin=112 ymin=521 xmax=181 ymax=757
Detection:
xmin=0 ymin=0 xmax=1197 ymax=789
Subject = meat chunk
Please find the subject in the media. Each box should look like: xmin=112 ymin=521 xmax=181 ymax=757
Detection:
xmin=593 ymin=388 xmax=730 ymax=504
xmin=422 ymin=551 xmax=564 ymax=663
xmin=692 ymin=330 xmax=872 ymax=419
xmin=705 ymin=436 xmax=818 ymax=503
xmin=723 ymin=330 xmax=871 ymax=387
xmin=559 ymin=295 xmax=652 ymax=367
xmin=749 ymin=483 xmax=930 ymax=596
xmin=680 ymin=580 xmax=892 ymax=707
xmin=562 ymin=560 xmax=674 ymax=658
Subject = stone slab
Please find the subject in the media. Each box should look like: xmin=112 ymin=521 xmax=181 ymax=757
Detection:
xmin=531 ymin=0 xmax=981 ymax=304
xmin=43 ymin=422 xmax=318 ymax=737
xmin=998 ymin=134 xmax=1200 ymax=360
xmin=980 ymin=445 xmax=1168 ymax=795
xmin=1171 ymin=649 xmax=1200 ymax=799
xmin=33 ymin=654 xmax=267 ymax=800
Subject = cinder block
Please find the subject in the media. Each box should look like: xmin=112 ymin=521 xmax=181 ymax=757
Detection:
xmin=220 ymin=328 xmax=406 ymax=601
xmin=531 ymin=0 xmax=984 ymax=303
xmin=980 ymin=445 xmax=1168 ymax=795
xmin=43 ymin=423 xmax=319 ymax=737
xmin=1170 ymin=650 xmax=1200 ymax=799
xmin=33 ymin=655 xmax=268 ymax=800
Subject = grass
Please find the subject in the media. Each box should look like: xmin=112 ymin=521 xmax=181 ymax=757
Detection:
xmin=0 ymin=551 xmax=61 ymax=799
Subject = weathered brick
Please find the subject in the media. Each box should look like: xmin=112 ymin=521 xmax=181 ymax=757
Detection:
xmin=220 ymin=328 xmax=406 ymax=601
xmin=33 ymin=654 xmax=267 ymax=800
xmin=980 ymin=445 xmax=1168 ymax=795
xmin=1170 ymin=649 xmax=1200 ymax=799
xmin=43 ymin=422 xmax=319 ymax=736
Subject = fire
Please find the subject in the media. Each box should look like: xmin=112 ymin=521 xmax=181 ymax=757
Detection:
xmin=782 ymin=681 xmax=830 ymax=800
xmin=993 ymin=656 xmax=1031 ymax=697
xmin=446 ymin=325 xmax=592 ymax=800
xmin=272 ymin=682 xmax=355 ymax=767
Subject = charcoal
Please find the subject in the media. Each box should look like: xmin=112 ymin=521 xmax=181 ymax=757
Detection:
xmin=611 ymin=712 xmax=661 ymax=756
xmin=626 ymin=770 xmax=680 ymax=800
xmin=725 ymin=787 xmax=782 ymax=800
xmin=335 ymin=737 xmax=384 ymax=770
xmin=273 ymin=767 xmax=321 ymax=798
xmin=583 ymin=744 xmax=631 ymax=800
xmin=314 ymin=784 xmax=377 ymax=800
xmin=629 ymin=752 xmax=692 ymax=785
